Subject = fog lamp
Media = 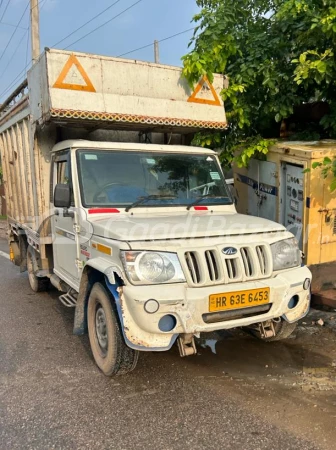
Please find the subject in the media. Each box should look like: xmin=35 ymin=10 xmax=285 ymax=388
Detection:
xmin=158 ymin=315 xmax=177 ymax=332
xmin=288 ymin=295 xmax=299 ymax=310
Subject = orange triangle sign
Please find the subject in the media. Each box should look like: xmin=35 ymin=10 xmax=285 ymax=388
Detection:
xmin=53 ymin=54 xmax=96 ymax=93
xmin=187 ymin=76 xmax=221 ymax=106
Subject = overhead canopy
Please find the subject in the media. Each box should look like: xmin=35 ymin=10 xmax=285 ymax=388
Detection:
xmin=28 ymin=48 xmax=228 ymax=133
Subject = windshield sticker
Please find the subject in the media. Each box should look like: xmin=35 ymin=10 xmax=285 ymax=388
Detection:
xmin=206 ymin=156 xmax=214 ymax=162
xmin=146 ymin=158 xmax=156 ymax=165
xmin=85 ymin=154 xmax=98 ymax=160
xmin=210 ymin=172 xmax=220 ymax=180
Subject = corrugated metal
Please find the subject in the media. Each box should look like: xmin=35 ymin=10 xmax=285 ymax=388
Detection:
xmin=0 ymin=116 xmax=43 ymax=231
xmin=0 ymin=184 xmax=6 ymax=216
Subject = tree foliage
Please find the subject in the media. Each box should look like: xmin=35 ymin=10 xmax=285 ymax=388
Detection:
xmin=304 ymin=156 xmax=336 ymax=192
xmin=182 ymin=0 xmax=336 ymax=171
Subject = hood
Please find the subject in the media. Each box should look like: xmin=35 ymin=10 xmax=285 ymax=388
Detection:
xmin=90 ymin=212 xmax=285 ymax=242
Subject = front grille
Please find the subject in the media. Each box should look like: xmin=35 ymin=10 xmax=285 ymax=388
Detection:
xmin=183 ymin=244 xmax=272 ymax=286
xmin=225 ymin=258 xmax=239 ymax=280
xmin=185 ymin=251 xmax=201 ymax=284
xmin=205 ymin=250 xmax=220 ymax=281
xmin=256 ymin=245 xmax=268 ymax=275
xmin=333 ymin=216 xmax=336 ymax=235
xmin=240 ymin=247 xmax=254 ymax=277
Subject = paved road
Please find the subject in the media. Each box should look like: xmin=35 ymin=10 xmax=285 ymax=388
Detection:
xmin=0 ymin=238 xmax=335 ymax=450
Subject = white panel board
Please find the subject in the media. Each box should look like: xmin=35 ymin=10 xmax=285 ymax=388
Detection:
xmin=42 ymin=49 xmax=227 ymax=131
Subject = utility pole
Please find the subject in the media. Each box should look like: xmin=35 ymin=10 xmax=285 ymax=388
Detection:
xmin=30 ymin=0 xmax=40 ymax=63
xmin=154 ymin=40 xmax=160 ymax=64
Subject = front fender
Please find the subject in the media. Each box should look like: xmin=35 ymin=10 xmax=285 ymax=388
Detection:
xmin=105 ymin=279 xmax=178 ymax=352
xmin=73 ymin=258 xmax=124 ymax=335
xmin=85 ymin=257 xmax=125 ymax=284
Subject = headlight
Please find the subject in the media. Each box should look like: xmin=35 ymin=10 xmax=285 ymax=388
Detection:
xmin=121 ymin=251 xmax=186 ymax=285
xmin=271 ymin=238 xmax=301 ymax=271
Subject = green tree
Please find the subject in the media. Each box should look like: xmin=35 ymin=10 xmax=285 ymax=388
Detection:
xmin=182 ymin=0 xmax=336 ymax=172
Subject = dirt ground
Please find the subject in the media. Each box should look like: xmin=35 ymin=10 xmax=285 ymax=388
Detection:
xmin=0 ymin=236 xmax=336 ymax=449
xmin=194 ymin=314 xmax=336 ymax=449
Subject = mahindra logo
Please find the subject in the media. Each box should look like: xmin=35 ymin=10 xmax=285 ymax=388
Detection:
xmin=222 ymin=247 xmax=238 ymax=256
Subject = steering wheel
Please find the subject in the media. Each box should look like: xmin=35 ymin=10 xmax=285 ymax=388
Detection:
xmin=93 ymin=182 xmax=127 ymax=203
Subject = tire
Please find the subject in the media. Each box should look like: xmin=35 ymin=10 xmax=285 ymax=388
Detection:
xmin=87 ymin=282 xmax=139 ymax=376
xmin=250 ymin=319 xmax=298 ymax=342
xmin=27 ymin=245 xmax=50 ymax=292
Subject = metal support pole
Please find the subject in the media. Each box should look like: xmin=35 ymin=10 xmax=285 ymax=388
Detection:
xmin=30 ymin=0 xmax=40 ymax=63
xmin=154 ymin=40 xmax=160 ymax=64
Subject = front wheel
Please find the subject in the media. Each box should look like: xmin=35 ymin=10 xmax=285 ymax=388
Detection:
xmin=87 ymin=282 xmax=139 ymax=376
xmin=248 ymin=319 xmax=298 ymax=342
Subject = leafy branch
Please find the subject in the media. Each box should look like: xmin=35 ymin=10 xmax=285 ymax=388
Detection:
xmin=304 ymin=157 xmax=336 ymax=192
xmin=182 ymin=0 xmax=336 ymax=180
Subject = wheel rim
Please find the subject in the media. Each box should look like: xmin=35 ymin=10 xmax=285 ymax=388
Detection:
xmin=95 ymin=306 xmax=108 ymax=355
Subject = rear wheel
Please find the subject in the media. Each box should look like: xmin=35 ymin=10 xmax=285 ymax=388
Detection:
xmin=27 ymin=245 xmax=49 ymax=292
xmin=249 ymin=319 xmax=298 ymax=342
xmin=87 ymin=282 xmax=139 ymax=376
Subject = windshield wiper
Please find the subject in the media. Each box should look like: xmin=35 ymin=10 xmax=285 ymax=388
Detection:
xmin=125 ymin=195 xmax=177 ymax=212
xmin=186 ymin=194 xmax=228 ymax=210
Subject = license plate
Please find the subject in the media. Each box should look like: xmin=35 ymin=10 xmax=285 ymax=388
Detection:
xmin=209 ymin=288 xmax=270 ymax=313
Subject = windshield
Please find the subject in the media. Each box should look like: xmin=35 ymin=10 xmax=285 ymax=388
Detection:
xmin=77 ymin=150 xmax=232 ymax=208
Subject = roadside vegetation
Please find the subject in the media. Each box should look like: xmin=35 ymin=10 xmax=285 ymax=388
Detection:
xmin=182 ymin=0 xmax=336 ymax=188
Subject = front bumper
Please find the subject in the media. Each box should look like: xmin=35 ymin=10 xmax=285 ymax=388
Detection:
xmin=117 ymin=266 xmax=311 ymax=351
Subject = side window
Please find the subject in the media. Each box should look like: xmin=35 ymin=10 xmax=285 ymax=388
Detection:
xmin=56 ymin=160 xmax=74 ymax=205
xmin=57 ymin=161 xmax=70 ymax=184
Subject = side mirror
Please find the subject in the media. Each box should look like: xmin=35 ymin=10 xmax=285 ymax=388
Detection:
xmin=54 ymin=183 xmax=71 ymax=208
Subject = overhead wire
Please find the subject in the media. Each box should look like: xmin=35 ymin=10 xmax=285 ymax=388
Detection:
xmin=0 ymin=24 xmax=195 ymax=101
xmin=0 ymin=0 xmax=11 ymax=22
xmin=117 ymin=27 xmax=195 ymax=58
xmin=0 ymin=0 xmax=45 ymax=99
xmin=25 ymin=22 xmax=30 ymax=70
xmin=40 ymin=0 xmax=48 ymax=12
xmin=64 ymin=0 xmax=146 ymax=50
xmin=0 ymin=28 xmax=28 ymax=79
xmin=0 ymin=0 xmax=29 ymax=64
xmin=52 ymin=0 xmax=123 ymax=48
xmin=0 ymin=65 xmax=28 ymax=99
xmin=1 ymin=0 xmax=132 ymax=98
xmin=0 ymin=21 xmax=28 ymax=30
xmin=1 ymin=0 xmax=194 ymax=100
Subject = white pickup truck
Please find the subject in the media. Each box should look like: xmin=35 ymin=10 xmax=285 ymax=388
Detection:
xmin=0 ymin=49 xmax=311 ymax=376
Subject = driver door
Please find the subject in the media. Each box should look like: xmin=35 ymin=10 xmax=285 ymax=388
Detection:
xmin=52 ymin=151 xmax=80 ymax=285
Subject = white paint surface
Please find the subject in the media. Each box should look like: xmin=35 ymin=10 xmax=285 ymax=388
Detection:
xmin=0 ymin=250 xmax=10 ymax=260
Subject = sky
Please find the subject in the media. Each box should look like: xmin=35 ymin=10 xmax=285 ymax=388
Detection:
xmin=0 ymin=0 xmax=199 ymax=102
